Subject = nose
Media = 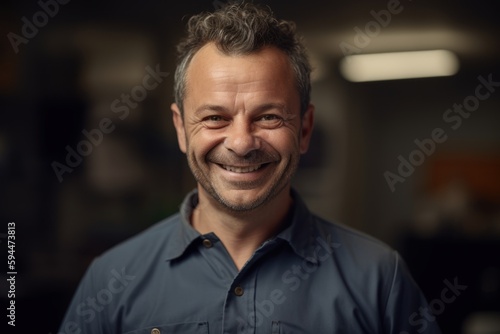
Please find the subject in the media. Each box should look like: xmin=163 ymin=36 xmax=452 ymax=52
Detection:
xmin=223 ymin=118 xmax=261 ymax=157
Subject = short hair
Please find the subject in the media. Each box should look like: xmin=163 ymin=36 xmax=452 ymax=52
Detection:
xmin=173 ymin=2 xmax=312 ymax=115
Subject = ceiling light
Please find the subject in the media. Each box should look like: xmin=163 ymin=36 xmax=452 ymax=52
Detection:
xmin=340 ymin=50 xmax=459 ymax=82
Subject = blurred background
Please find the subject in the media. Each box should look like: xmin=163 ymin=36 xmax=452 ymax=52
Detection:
xmin=0 ymin=0 xmax=499 ymax=332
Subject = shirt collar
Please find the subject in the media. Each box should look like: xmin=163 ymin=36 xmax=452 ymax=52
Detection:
xmin=164 ymin=188 xmax=328 ymax=263
xmin=275 ymin=189 xmax=326 ymax=263
xmin=164 ymin=189 xmax=203 ymax=261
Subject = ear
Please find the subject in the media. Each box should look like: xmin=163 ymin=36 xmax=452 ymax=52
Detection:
xmin=171 ymin=103 xmax=187 ymax=153
xmin=299 ymin=104 xmax=314 ymax=154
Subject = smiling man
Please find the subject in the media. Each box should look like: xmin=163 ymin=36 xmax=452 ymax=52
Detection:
xmin=171 ymin=41 xmax=313 ymax=270
xmin=59 ymin=3 xmax=441 ymax=334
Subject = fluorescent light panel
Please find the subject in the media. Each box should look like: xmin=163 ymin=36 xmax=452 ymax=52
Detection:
xmin=340 ymin=50 xmax=459 ymax=82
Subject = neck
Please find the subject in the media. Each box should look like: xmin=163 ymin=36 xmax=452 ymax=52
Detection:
xmin=192 ymin=187 xmax=292 ymax=270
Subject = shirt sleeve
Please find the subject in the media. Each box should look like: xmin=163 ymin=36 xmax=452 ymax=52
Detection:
xmin=57 ymin=258 xmax=110 ymax=334
xmin=383 ymin=252 xmax=443 ymax=334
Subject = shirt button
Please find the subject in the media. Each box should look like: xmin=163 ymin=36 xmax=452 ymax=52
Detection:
xmin=234 ymin=286 xmax=244 ymax=296
xmin=202 ymin=238 xmax=213 ymax=248
xmin=151 ymin=328 xmax=160 ymax=334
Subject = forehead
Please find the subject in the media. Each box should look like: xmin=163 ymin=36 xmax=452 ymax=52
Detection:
xmin=184 ymin=43 xmax=297 ymax=99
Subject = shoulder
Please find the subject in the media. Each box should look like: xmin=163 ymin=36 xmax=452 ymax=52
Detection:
xmin=89 ymin=213 xmax=182 ymax=278
xmin=58 ymin=213 xmax=185 ymax=333
xmin=312 ymin=215 xmax=400 ymax=283
xmin=314 ymin=214 xmax=395 ymax=257
xmin=291 ymin=190 xmax=397 ymax=273
xmin=311 ymin=216 xmax=418 ymax=316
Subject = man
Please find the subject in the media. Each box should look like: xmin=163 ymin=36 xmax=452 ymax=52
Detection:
xmin=59 ymin=3 xmax=442 ymax=333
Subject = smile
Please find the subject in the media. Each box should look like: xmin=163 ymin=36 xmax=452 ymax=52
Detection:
xmin=221 ymin=164 xmax=264 ymax=173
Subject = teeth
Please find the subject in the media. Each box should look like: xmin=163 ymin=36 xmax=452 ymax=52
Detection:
xmin=222 ymin=164 xmax=262 ymax=173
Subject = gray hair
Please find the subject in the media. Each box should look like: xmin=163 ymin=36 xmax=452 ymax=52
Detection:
xmin=173 ymin=2 xmax=312 ymax=115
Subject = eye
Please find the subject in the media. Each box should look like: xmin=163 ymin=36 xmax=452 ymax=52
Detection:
xmin=260 ymin=115 xmax=278 ymax=121
xmin=207 ymin=115 xmax=223 ymax=122
xmin=256 ymin=114 xmax=283 ymax=128
xmin=202 ymin=115 xmax=229 ymax=129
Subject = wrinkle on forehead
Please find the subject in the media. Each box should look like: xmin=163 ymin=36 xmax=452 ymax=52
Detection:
xmin=183 ymin=42 xmax=300 ymax=117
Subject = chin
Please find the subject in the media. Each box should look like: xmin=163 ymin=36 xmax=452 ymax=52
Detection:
xmin=216 ymin=190 xmax=269 ymax=212
xmin=214 ymin=182 xmax=289 ymax=213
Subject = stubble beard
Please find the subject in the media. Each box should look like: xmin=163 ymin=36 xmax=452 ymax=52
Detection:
xmin=186 ymin=149 xmax=299 ymax=213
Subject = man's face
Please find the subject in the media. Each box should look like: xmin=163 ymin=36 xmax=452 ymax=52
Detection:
xmin=172 ymin=43 xmax=314 ymax=212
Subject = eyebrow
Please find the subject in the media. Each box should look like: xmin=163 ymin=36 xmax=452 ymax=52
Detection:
xmin=194 ymin=102 xmax=289 ymax=116
xmin=194 ymin=104 xmax=229 ymax=116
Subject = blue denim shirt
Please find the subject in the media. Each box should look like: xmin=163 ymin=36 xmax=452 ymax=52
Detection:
xmin=58 ymin=189 xmax=442 ymax=334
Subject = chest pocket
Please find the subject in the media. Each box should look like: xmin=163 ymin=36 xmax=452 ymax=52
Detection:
xmin=271 ymin=320 xmax=310 ymax=334
xmin=272 ymin=321 xmax=280 ymax=334
xmin=123 ymin=321 xmax=209 ymax=334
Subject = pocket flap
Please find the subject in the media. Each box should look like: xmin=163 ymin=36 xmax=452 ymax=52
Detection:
xmin=124 ymin=321 xmax=208 ymax=334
